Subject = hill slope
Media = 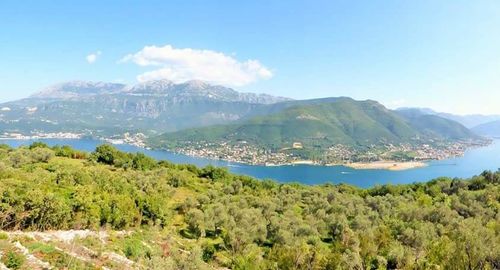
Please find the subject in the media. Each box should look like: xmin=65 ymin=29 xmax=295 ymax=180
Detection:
xmin=396 ymin=107 xmax=500 ymax=128
xmin=395 ymin=109 xmax=479 ymax=140
xmin=472 ymin=120 xmax=500 ymax=137
xmin=155 ymin=99 xmax=478 ymax=150
xmin=0 ymin=144 xmax=498 ymax=269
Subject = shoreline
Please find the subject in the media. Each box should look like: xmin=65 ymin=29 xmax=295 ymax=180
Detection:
xmin=1 ymin=135 xmax=491 ymax=172
xmin=343 ymin=161 xmax=428 ymax=171
xmin=0 ymin=133 xmax=147 ymax=148
xmin=171 ymin=149 xmax=431 ymax=170
xmin=265 ymin=160 xmax=428 ymax=170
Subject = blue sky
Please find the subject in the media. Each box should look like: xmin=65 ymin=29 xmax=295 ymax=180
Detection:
xmin=1 ymin=1 xmax=500 ymax=114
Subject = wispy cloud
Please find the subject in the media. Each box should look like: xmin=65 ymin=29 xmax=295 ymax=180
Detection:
xmin=120 ymin=45 xmax=273 ymax=86
xmin=86 ymin=51 xmax=101 ymax=64
xmin=388 ymin=98 xmax=407 ymax=108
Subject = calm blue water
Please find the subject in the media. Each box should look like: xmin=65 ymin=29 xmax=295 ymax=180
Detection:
xmin=2 ymin=138 xmax=499 ymax=188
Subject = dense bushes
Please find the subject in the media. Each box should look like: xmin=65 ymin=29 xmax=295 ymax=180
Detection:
xmin=0 ymin=143 xmax=498 ymax=269
xmin=90 ymin=144 xmax=158 ymax=171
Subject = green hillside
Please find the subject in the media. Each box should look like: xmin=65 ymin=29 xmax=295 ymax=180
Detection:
xmin=0 ymin=143 xmax=498 ymax=269
xmin=395 ymin=109 xmax=480 ymax=140
xmin=153 ymin=98 xmax=477 ymax=151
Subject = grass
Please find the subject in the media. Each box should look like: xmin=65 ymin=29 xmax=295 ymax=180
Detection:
xmin=22 ymin=239 xmax=95 ymax=270
xmin=0 ymin=238 xmax=26 ymax=270
xmin=1 ymin=249 xmax=26 ymax=269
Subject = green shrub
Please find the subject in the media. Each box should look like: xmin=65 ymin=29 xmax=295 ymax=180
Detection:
xmin=123 ymin=238 xmax=148 ymax=260
xmin=2 ymin=250 xmax=25 ymax=269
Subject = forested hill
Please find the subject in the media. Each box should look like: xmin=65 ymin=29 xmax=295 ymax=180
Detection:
xmin=0 ymin=143 xmax=498 ymax=269
xmin=154 ymin=98 xmax=479 ymax=150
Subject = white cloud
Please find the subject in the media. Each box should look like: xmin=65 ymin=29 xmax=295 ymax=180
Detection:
xmin=388 ymin=99 xmax=407 ymax=108
xmin=120 ymin=45 xmax=273 ymax=86
xmin=86 ymin=51 xmax=101 ymax=64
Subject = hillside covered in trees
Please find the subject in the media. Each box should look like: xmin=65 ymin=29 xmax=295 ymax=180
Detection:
xmin=0 ymin=143 xmax=498 ymax=269
xmin=154 ymin=99 xmax=479 ymax=150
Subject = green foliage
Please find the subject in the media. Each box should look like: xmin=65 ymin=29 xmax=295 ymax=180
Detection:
xmin=28 ymin=242 xmax=57 ymax=253
xmin=132 ymin=152 xmax=157 ymax=171
xmin=24 ymin=240 xmax=93 ymax=269
xmin=122 ymin=236 xmax=151 ymax=260
xmin=90 ymin=144 xmax=159 ymax=171
xmin=30 ymin=147 xmax=54 ymax=163
xmin=29 ymin=141 xmax=49 ymax=149
xmin=53 ymin=145 xmax=88 ymax=159
xmin=0 ymin=145 xmax=498 ymax=269
xmin=155 ymin=98 xmax=478 ymax=153
xmin=1 ymin=249 xmax=25 ymax=269
xmin=91 ymin=144 xmax=130 ymax=167
xmin=199 ymin=165 xmax=230 ymax=181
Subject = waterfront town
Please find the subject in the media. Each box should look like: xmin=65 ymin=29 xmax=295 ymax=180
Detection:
xmin=0 ymin=132 xmax=147 ymax=148
xmin=0 ymin=131 xmax=491 ymax=168
xmin=170 ymin=139 xmax=490 ymax=167
xmin=0 ymin=132 xmax=83 ymax=140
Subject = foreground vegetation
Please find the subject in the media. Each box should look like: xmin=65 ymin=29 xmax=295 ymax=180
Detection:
xmin=0 ymin=143 xmax=498 ymax=269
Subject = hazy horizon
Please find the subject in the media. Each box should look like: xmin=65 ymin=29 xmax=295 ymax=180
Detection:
xmin=1 ymin=1 xmax=500 ymax=114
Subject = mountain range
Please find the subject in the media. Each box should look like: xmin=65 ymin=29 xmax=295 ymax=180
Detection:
xmin=154 ymin=98 xmax=479 ymax=151
xmin=0 ymin=80 xmax=290 ymax=136
xmin=396 ymin=107 xmax=500 ymax=137
xmin=0 ymin=80 xmax=490 ymax=150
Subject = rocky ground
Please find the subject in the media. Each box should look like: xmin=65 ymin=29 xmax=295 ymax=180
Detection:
xmin=0 ymin=230 xmax=139 ymax=270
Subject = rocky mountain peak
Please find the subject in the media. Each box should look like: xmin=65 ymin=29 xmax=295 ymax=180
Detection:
xmin=28 ymin=79 xmax=291 ymax=104
xmin=181 ymin=80 xmax=211 ymax=90
xmin=123 ymin=79 xmax=176 ymax=95
xmin=31 ymin=81 xmax=126 ymax=99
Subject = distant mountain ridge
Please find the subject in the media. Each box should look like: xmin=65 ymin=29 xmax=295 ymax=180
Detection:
xmin=31 ymin=81 xmax=126 ymax=99
xmin=472 ymin=120 xmax=500 ymax=137
xmin=0 ymin=80 xmax=291 ymax=135
xmin=0 ymin=81 xmax=485 ymax=152
xmin=395 ymin=111 xmax=478 ymax=140
xmin=396 ymin=107 xmax=500 ymax=128
xmin=30 ymin=79 xmax=291 ymax=104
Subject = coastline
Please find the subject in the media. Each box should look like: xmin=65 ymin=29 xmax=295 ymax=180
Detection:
xmin=2 ymin=133 xmax=491 ymax=172
xmin=0 ymin=132 xmax=147 ymax=148
xmin=172 ymin=149 xmax=431 ymax=170
xmin=267 ymin=160 xmax=428 ymax=170
xmin=344 ymin=161 xmax=428 ymax=171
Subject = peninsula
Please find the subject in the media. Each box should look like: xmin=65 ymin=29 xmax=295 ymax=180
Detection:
xmin=152 ymin=98 xmax=488 ymax=169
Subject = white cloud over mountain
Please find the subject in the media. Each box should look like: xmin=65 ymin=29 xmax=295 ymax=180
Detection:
xmin=120 ymin=45 xmax=273 ymax=86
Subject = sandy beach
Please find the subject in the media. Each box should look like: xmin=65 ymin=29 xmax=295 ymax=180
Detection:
xmin=345 ymin=161 xmax=427 ymax=171
xmin=291 ymin=160 xmax=316 ymax=165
